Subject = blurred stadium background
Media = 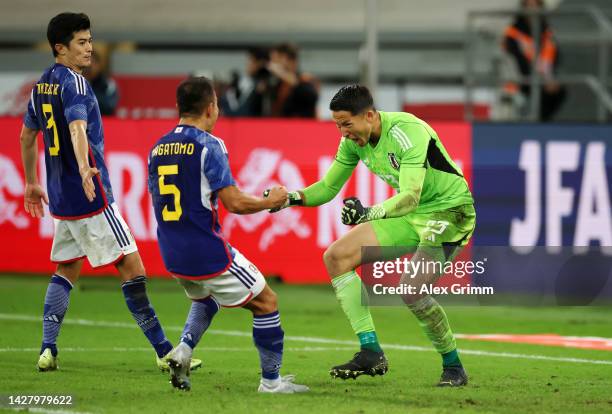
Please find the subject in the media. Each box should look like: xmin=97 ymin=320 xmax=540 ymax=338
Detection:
xmin=0 ymin=1 xmax=611 ymax=412
xmin=4 ymin=0 xmax=612 ymax=122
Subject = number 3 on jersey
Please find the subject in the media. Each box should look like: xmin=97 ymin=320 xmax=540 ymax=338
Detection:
xmin=42 ymin=103 xmax=60 ymax=156
xmin=158 ymin=164 xmax=182 ymax=221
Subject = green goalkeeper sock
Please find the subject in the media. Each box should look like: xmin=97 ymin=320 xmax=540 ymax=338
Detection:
xmin=408 ymin=295 xmax=461 ymax=367
xmin=441 ymin=349 xmax=461 ymax=367
xmin=358 ymin=331 xmax=382 ymax=353
xmin=331 ymin=271 xmax=381 ymax=353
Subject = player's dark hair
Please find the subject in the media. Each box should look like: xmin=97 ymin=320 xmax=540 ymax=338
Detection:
xmin=47 ymin=12 xmax=91 ymax=57
xmin=329 ymin=84 xmax=374 ymax=115
xmin=177 ymin=76 xmax=215 ymax=118
xmin=248 ymin=47 xmax=270 ymax=63
xmin=274 ymin=42 xmax=299 ymax=61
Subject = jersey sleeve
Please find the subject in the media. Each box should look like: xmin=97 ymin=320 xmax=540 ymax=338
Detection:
xmin=334 ymin=137 xmax=360 ymax=167
xmin=61 ymin=73 xmax=94 ymax=123
xmin=391 ymin=123 xmax=430 ymax=168
xmin=302 ymin=159 xmax=355 ymax=206
xmin=23 ymin=89 xmax=39 ymax=130
xmin=203 ymin=140 xmax=236 ymax=192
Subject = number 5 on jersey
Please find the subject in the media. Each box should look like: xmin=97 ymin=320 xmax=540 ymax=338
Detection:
xmin=158 ymin=164 xmax=182 ymax=221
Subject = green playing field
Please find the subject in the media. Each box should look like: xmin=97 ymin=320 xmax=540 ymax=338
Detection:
xmin=1 ymin=275 xmax=611 ymax=414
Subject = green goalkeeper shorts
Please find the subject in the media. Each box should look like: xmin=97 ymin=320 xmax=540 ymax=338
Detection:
xmin=371 ymin=204 xmax=476 ymax=259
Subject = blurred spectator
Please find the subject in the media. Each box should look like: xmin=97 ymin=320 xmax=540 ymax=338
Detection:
xmin=220 ymin=47 xmax=276 ymax=117
xmin=502 ymin=0 xmax=566 ymax=121
xmin=268 ymin=43 xmax=319 ymax=118
xmin=84 ymin=52 xmax=119 ymax=116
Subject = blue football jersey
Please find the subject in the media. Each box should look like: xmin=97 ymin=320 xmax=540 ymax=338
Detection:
xmin=23 ymin=63 xmax=114 ymax=219
xmin=148 ymin=125 xmax=236 ymax=278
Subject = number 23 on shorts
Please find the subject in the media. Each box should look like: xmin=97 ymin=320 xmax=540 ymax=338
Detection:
xmin=424 ymin=220 xmax=449 ymax=242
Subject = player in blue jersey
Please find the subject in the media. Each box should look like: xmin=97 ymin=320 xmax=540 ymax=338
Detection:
xmin=19 ymin=12 xmax=200 ymax=373
xmin=148 ymin=77 xmax=309 ymax=393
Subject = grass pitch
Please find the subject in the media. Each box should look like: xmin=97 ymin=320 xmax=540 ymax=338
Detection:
xmin=1 ymin=275 xmax=611 ymax=413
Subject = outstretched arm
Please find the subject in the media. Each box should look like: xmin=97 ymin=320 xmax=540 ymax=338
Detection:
xmin=302 ymin=160 xmax=355 ymax=206
xmin=219 ymin=185 xmax=287 ymax=214
xmin=268 ymin=159 xmax=355 ymax=211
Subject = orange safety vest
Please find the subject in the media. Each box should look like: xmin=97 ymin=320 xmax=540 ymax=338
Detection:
xmin=504 ymin=25 xmax=558 ymax=77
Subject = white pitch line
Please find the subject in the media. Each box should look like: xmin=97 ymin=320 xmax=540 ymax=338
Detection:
xmin=0 ymin=346 xmax=355 ymax=353
xmin=1 ymin=313 xmax=611 ymax=366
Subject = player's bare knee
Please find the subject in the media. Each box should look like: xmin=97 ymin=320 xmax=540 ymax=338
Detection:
xmin=116 ymin=252 xmax=146 ymax=282
xmin=322 ymin=247 xmax=334 ymax=268
xmin=324 ymin=244 xmax=355 ymax=276
xmin=262 ymin=288 xmax=278 ymax=312
xmin=247 ymin=286 xmax=278 ymax=315
xmin=56 ymin=261 xmax=82 ymax=284
xmin=258 ymin=286 xmax=278 ymax=313
xmin=323 ymin=243 xmax=344 ymax=268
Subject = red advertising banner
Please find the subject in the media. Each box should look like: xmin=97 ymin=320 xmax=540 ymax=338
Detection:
xmin=114 ymin=76 xmax=183 ymax=119
xmin=0 ymin=117 xmax=471 ymax=283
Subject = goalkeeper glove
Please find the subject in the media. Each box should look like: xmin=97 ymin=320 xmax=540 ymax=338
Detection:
xmin=341 ymin=197 xmax=386 ymax=225
xmin=264 ymin=189 xmax=303 ymax=212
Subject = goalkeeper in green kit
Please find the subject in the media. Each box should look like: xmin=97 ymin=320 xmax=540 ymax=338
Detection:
xmin=267 ymin=84 xmax=475 ymax=387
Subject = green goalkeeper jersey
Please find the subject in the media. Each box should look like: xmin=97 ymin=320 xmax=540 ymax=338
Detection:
xmin=303 ymin=111 xmax=473 ymax=214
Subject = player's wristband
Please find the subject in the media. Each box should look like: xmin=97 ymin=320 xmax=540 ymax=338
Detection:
xmin=364 ymin=204 xmax=386 ymax=221
xmin=287 ymin=191 xmax=303 ymax=206
xmin=264 ymin=190 xmax=303 ymax=212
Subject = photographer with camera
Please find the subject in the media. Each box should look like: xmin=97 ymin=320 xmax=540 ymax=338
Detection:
xmin=220 ymin=47 xmax=276 ymax=117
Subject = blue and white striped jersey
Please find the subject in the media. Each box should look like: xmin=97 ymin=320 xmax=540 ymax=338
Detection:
xmin=23 ymin=63 xmax=114 ymax=219
xmin=148 ymin=125 xmax=236 ymax=278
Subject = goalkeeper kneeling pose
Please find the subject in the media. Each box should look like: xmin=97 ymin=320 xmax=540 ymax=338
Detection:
xmin=267 ymin=84 xmax=475 ymax=387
